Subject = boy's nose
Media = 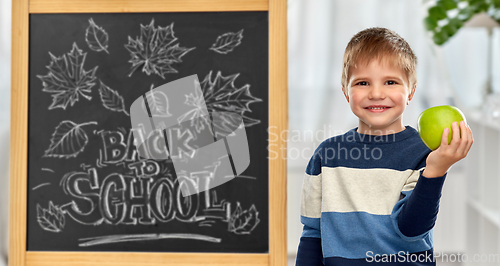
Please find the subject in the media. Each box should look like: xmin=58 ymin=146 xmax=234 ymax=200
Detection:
xmin=368 ymin=86 xmax=386 ymax=100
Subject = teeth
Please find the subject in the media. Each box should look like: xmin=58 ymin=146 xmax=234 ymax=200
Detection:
xmin=368 ymin=107 xmax=386 ymax=109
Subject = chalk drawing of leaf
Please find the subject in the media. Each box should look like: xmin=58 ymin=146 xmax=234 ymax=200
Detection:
xmin=37 ymin=42 xmax=98 ymax=110
xmin=125 ymin=19 xmax=195 ymax=79
xmin=178 ymin=71 xmax=261 ymax=137
xmin=37 ymin=201 xmax=65 ymax=233
xmin=228 ymin=203 xmax=260 ymax=235
xmin=191 ymin=71 xmax=262 ymax=138
xmin=209 ymin=29 xmax=244 ymax=54
xmin=141 ymin=84 xmax=172 ymax=117
xmin=202 ymin=71 xmax=262 ymax=123
xmin=85 ymin=18 xmax=109 ymax=54
xmin=178 ymin=85 xmax=210 ymax=133
xmin=44 ymin=120 xmax=97 ymax=158
xmin=98 ymin=80 xmax=129 ymax=116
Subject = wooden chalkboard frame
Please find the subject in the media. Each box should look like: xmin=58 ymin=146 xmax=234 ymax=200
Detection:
xmin=9 ymin=0 xmax=287 ymax=265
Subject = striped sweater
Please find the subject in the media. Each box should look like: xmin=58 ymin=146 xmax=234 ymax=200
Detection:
xmin=296 ymin=126 xmax=446 ymax=265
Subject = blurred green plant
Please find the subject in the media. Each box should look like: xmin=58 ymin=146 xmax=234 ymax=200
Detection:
xmin=424 ymin=0 xmax=500 ymax=45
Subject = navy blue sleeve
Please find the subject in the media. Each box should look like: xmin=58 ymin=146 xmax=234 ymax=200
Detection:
xmin=397 ymin=171 xmax=446 ymax=237
xmin=296 ymin=237 xmax=324 ymax=266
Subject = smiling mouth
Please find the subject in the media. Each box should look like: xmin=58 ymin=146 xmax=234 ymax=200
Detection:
xmin=365 ymin=106 xmax=389 ymax=110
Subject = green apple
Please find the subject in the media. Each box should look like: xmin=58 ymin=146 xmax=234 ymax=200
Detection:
xmin=417 ymin=105 xmax=466 ymax=150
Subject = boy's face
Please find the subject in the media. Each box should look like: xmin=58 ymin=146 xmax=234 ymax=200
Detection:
xmin=343 ymin=58 xmax=415 ymax=135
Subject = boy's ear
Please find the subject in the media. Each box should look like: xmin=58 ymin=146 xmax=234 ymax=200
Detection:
xmin=407 ymin=83 xmax=417 ymax=105
xmin=342 ymin=87 xmax=349 ymax=103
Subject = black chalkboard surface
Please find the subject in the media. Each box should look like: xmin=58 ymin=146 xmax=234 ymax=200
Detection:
xmin=28 ymin=12 xmax=268 ymax=253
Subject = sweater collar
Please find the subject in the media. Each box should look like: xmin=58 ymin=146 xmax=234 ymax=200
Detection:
xmin=346 ymin=125 xmax=417 ymax=143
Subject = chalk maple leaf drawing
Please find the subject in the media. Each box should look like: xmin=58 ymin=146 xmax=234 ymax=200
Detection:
xmin=125 ymin=19 xmax=195 ymax=79
xmin=209 ymin=29 xmax=244 ymax=54
xmin=178 ymin=71 xmax=262 ymax=137
xmin=228 ymin=202 xmax=260 ymax=235
xmin=37 ymin=42 xmax=98 ymax=110
xmin=85 ymin=18 xmax=109 ymax=54
xmin=44 ymin=120 xmax=97 ymax=158
xmin=37 ymin=201 xmax=65 ymax=233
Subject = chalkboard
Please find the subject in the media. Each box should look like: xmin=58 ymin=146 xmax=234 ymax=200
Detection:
xmin=10 ymin=1 xmax=286 ymax=265
xmin=27 ymin=12 xmax=268 ymax=253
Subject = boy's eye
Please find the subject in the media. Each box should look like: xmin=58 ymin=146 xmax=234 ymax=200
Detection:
xmin=386 ymin=80 xmax=396 ymax=85
xmin=356 ymin=81 xmax=368 ymax=86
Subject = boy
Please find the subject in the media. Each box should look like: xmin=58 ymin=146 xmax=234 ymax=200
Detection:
xmin=295 ymin=27 xmax=473 ymax=265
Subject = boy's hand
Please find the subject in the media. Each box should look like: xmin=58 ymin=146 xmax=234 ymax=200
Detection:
xmin=422 ymin=120 xmax=473 ymax=178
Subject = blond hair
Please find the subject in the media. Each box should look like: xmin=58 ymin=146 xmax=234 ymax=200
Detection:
xmin=341 ymin=27 xmax=417 ymax=94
